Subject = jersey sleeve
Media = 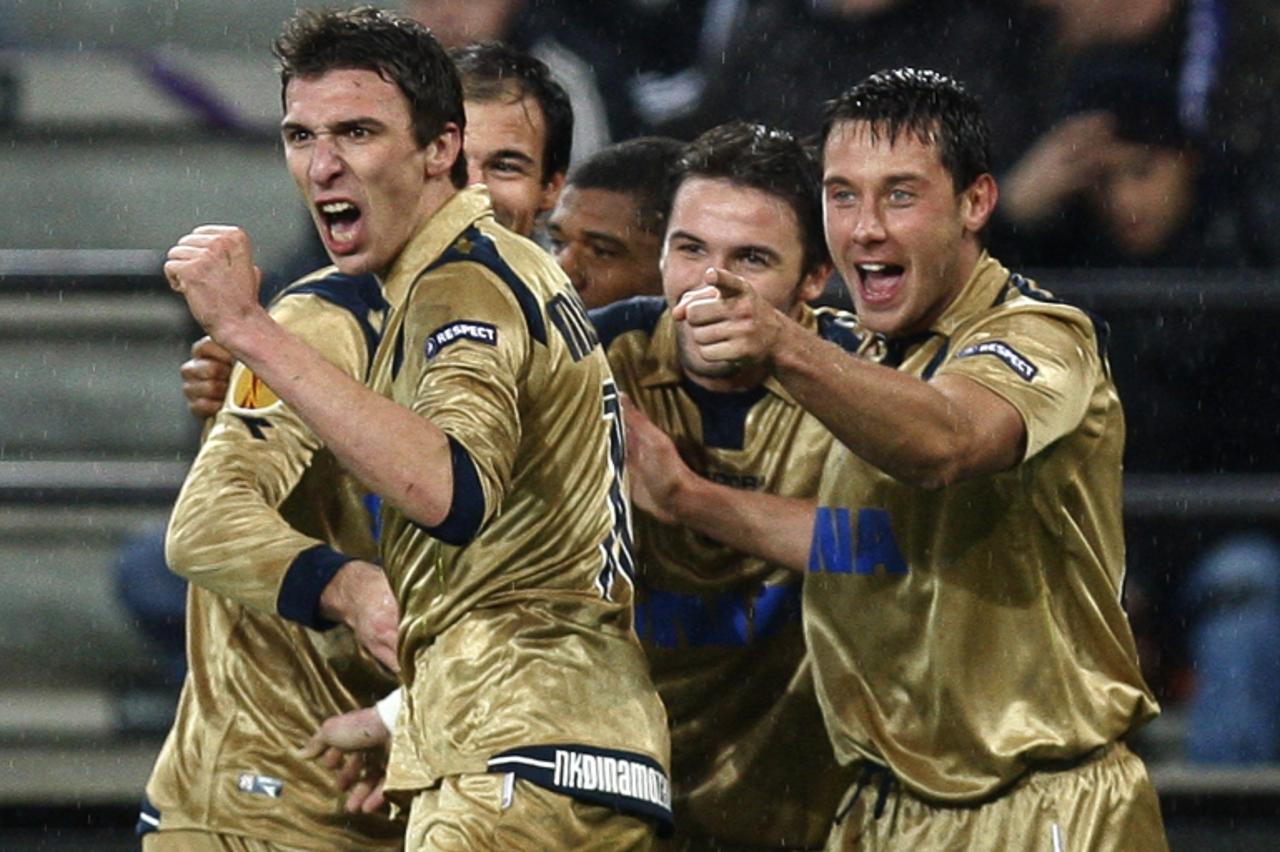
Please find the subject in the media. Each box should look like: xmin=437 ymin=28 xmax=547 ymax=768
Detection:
xmin=934 ymin=307 xmax=1102 ymax=460
xmin=392 ymin=264 xmax=532 ymax=541
xmin=164 ymin=292 xmax=373 ymax=626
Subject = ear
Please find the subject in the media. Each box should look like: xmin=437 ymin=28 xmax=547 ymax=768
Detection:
xmin=797 ymin=262 xmax=834 ymax=305
xmin=424 ymin=122 xmax=464 ymax=180
xmin=959 ymin=173 xmax=998 ymax=234
xmin=539 ymin=170 xmax=567 ymax=214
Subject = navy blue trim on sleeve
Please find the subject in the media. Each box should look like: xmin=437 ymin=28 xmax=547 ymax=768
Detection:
xmin=589 ymin=295 xmax=667 ymax=349
xmin=277 ymin=544 xmax=353 ymax=630
xmin=413 ymin=434 xmax=486 ymax=546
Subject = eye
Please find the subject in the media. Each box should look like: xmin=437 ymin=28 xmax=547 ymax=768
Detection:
xmin=674 ymin=241 xmax=704 ymax=257
xmin=888 ymin=188 xmax=915 ymax=205
xmin=590 ymin=244 xmax=620 ymax=260
xmin=489 ymin=159 xmax=531 ymax=177
xmin=346 ymin=125 xmax=370 ymax=140
xmin=283 ymin=128 xmax=313 ymax=146
xmin=741 ymin=248 xmax=770 ymax=267
xmin=826 ymin=186 xmax=856 ymax=206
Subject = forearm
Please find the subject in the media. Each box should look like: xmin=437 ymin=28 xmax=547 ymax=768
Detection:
xmin=670 ymin=471 xmax=814 ymax=574
xmin=217 ymin=308 xmax=453 ymax=527
xmin=770 ymin=319 xmax=981 ymax=489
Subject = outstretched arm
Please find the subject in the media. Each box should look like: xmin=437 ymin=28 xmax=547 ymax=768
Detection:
xmin=674 ymin=268 xmax=1025 ymax=489
xmin=622 ymin=396 xmax=813 ymax=572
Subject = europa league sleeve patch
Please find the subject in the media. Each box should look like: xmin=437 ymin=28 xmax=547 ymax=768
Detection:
xmin=424 ymin=320 xmax=498 ymax=359
xmin=955 ymin=340 xmax=1038 ymax=381
xmin=231 ymin=368 xmax=280 ymax=409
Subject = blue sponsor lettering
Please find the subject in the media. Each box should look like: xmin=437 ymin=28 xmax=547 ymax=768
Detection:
xmin=634 ymin=582 xmax=802 ymax=649
xmin=809 ymin=507 xmax=909 ymax=576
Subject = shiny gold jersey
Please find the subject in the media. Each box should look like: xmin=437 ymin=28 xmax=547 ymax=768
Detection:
xmin=147 ymin=270 xmax=401 ymax=848
xmin=368 ymin=191 xmax=670 ymax=814
xmin=598 ymin=298 xmax=858 ymax=847
xmin=806 ymin=254 xmax=1158 ymax=803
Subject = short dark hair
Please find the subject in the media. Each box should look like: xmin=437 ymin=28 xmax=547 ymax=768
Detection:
xmin=273 ymin=6 xmax=468 ymax=188
xmin=566 ymin=136 xmax=686 ymax=235
xmin=674 ymin=121 xmax=828 ymax=277
xmin=820 ymin=68 xmax=991 ymax=193
xmin=450 ymin=42 xmax=574 ymax=184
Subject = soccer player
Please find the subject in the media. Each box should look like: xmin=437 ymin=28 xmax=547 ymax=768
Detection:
xmin=180 ymin=42 xmax=572 ymax=413
xmin=595 ymin=121 xmax=854 ymax=848
xmin=164 ymin=8 xmax=670 ymax=849
xmin=453 ymin=40 xmax=572 ymax=238
xmin=629 ymin=69 xmax=1168 ymax=849
xmin=546 ymin=136 xmax=684 ymax=308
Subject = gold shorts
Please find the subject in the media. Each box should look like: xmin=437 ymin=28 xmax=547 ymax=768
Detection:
xmin=826 ymin=742 xmax=1167 ymax=851
xmin=406 ymin=772 xmax=657 ymax=851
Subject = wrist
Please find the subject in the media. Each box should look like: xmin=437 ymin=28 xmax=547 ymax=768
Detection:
xmin=318 ymin=559 xmax=373 ymax=626
xmin=212 ymin=304 xmax=274 ymax=363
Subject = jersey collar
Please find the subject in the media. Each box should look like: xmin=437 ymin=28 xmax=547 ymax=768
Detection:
xmin=380 ymin=185 xmax=494 ymax=310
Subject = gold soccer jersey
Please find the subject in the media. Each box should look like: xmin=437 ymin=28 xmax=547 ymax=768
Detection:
xmin=595 ymin=297 xmax=858 ymax=848
xmin=806 ymin=254 xmax=1159 ymax=803
xmin=144 ymin=271 xmax=401 ymax=848
xmin=368 ymin=189 xmax=673 ymax=831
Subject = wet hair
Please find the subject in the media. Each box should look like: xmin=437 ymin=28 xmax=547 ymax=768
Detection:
xmin=820 ymin=68 xmax=991 ymax=192
xmin=273 ymin=6 xmax=468 ymax=188
xmin=450 ymin=41 xmax=574 ymax=184
xmin=674 ymin=121 xmax=828 ymax=277
xmin=566 ymin=136 xmax=686 ymax=235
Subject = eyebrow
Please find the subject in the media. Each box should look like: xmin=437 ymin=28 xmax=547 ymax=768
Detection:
xmin=485 ymin=148 xmax=537 ymax=165
xmin=666 ymin=229 xmax=704 ymax=245
xmin=279 ymin=116 xmax=389 ymax=134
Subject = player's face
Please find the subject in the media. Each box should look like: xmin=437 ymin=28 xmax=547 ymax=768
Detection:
xmin=283 ymin=69 xmax=439 ymax=278
xmin=663 ymin=177 xmax=824 ymax=382
xmin=547 ymin=186 xmax=663 ymax=308
xmin=822 ymin=120 xmax=992 ymax=338
xmin=464 ymin=95 xmax=562 ymax=238
xmin=1090 ymin=141 xmax=1194 ymax=260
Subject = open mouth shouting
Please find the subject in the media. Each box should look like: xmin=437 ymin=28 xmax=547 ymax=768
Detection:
xmin=855 ymin=261 xmax=905 ymax=306
xmin=317 ymin=199 xmax=364 ymax=255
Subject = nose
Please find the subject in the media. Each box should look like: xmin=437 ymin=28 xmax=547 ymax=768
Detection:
xmin=851 ymin=203 xmax=886 ymax=244
xmin=307 ymin=135 xmax=344 ymax=185
xmin=556 ymin=243 xmax=586 ymax=291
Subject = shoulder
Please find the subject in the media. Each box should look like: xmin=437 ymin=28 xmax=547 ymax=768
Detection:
xmin=810 ymin=305 xmax=866 ymax=354
xmin=419 ymin=224 xmax=568 ymax=346
xmin=589 ymin=296 xmax=668 ymax=350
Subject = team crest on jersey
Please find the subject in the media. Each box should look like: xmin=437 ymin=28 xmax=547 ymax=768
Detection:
xmin=231 ymin=368 xmax=279 ymax=409
xmin=425 ymin=321 xmax=498 ymax=359
xmin=955 ymin=340 xmax=1038 ymax=381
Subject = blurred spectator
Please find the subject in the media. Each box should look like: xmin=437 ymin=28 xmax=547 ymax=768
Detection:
xmin=1006 ymin=0 xmax=1280 ymax=265
xmin=405 ymin=0 xmax=641 ymax=158
xmin=546 ymin=136 xmax=684 ymax=307
xmin=991 ymin=60 xmax=1247 ymax=268
xmin=560 ymin=0 xmax=748 ymax=129
xmin=673 ymin=0 xmax=1044 ymax=171
xmin=113 ymin=522 xmax=187 ymax=691
xmin=1181 ymin=531 xmax=1280 ymax=763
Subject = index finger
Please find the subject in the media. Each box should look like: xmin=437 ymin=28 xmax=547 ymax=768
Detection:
xmin=704 ymin=267 xmax=748 ymax=299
